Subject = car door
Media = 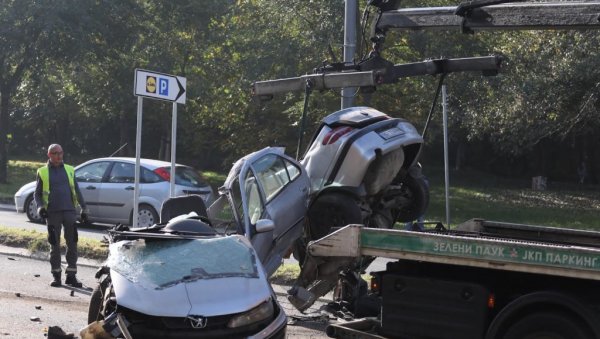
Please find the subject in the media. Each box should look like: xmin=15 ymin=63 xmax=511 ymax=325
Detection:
xmin=239 ymin=149 xmax=309 ymax=273
xmin=96 ymin=161 xmax=136 ymax=223
xmin=74 ymin=161 xmax=111 ymax=218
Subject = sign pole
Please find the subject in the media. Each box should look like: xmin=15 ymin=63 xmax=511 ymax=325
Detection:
xmin=170 ymin=102 xmax=177 ymax=197
xmin=133 ymin=68 xmax=186 ymax=226
xmin=442 ymin=85 xmax=450 ymax=228
xmin=133 ymin=96 xmax=143 ymax=228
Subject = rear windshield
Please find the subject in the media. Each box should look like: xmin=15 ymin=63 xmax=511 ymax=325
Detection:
xmin=107 ymin=236 xmax=258 ymax=289
xmin=167 ymin=166 xmax=209 ymax=188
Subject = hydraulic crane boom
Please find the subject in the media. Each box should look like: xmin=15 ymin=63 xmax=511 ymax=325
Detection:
xmin=252 ymin=1 xmax=600 ymax=97
xmin=375 ymin=2 xmax=600 ymax=33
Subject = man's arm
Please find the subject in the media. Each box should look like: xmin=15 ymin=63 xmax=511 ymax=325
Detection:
xmin=74 ymin=181 xmax=86 ymax=211
xmin=34 ymin=174 xmax=44 ymax=209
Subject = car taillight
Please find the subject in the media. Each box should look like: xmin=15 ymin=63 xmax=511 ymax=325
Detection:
xmin=322 ymin=126 xmax=353 ymax=145
xmin=154 ymin=167 xmax=171 ymax=181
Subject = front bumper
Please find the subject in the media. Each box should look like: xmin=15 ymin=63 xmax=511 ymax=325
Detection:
xmin=14 ymin=195 xmax=25 ymax=213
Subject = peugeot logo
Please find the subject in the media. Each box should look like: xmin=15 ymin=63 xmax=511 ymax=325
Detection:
xmin=187 ymin=315 xmax=208 ymax=329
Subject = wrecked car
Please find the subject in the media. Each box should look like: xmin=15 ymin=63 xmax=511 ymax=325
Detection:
xmin=82 ymin=147 xmax=309 ymax=338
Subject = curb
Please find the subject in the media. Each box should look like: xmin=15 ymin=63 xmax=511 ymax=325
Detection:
xmin=0 ymin=203 xmax=15 ymax=211
xmin=0 ymin=244 xmax=102 ymax=269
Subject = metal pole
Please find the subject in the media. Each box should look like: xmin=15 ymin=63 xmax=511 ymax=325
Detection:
xmin=133 ymin=97 xmax=143 ymax=228
xmin=341 ymin=0 xmax=357 ymax=109
xmin=442 ymin=85 xmax=450 ymax=227
xmin=170 ymin=102 xmax=177 ymax=197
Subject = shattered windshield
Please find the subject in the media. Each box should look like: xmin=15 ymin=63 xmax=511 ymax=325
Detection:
xmin=107 ymin=236 xmax=259 ymax=290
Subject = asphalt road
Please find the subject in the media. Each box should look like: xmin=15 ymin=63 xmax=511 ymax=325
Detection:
xmin=0 ymin=205 xmax=113 ymax=241
xmin=0 ymin=206 xmax=337 ymax=338
xmin=0 ymin=205 xmax=392 ymax=338
xmin=0 ymin=247 xmax=335 ymax=339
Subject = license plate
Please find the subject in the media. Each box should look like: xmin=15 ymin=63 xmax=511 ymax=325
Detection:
xmin=378 ymin=127 xmax=404 ymax=140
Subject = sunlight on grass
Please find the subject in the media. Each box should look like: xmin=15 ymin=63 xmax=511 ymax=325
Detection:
xmin=0 ymin=225 xmax=107 ymax=260
xmin=426 ymin=179 xmax=600 ymax=230
xmin=0 ymin=160 xmax=43 ymax=202
xmin=201 ymin=171 xmax=227 ymax=190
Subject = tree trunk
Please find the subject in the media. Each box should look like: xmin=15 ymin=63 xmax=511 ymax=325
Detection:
xmin=119 ymin=110 xmax=129 ymax=156
xmin=0 ymin=86 xmax=10 ymax=184
xmin=454 ymin=141 xmax=465 ymax=171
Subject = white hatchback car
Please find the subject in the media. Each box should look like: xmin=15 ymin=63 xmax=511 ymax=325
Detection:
xmin=14 ymin=157 xmax=215 ymax=227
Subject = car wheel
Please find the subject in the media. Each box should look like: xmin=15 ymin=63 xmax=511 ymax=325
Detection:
xmin=87 ymin=283 xmax=104 ymax=324
xmin=392 ymin=169 xmax=430 ymax=223
xmin=294 ymin=192 xmax=363 ymax=266
xmin=135 ymin=204 xmax=158 ymax=228
xmin=308 ymin=192 xmax=363 ymax=240
xmin=25 ymin=194 xmax=43 ymax=223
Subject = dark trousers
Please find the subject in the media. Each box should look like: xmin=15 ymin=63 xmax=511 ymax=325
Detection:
xmin=46 ymin=210 xmax=78 ymax=275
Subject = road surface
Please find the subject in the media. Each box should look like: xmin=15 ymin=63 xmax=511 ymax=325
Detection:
xmin=0 ymin=206 xmax=113 ymax=241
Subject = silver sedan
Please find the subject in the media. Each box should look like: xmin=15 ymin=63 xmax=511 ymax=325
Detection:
xmin=14 ymin=157 xmax=215 ymax=227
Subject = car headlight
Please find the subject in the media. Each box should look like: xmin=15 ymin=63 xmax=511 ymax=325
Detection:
xmin=227 ymin=299 xmax=274 ymax=328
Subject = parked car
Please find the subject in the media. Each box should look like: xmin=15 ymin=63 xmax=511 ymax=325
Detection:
xmin=14 ymin=157 xmax=215 ymax=227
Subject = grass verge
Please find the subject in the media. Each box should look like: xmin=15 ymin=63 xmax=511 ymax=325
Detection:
xmin=0 ymin=225 xmax=300 ymax=283
xmin=0 ymin=160 xmax=42 ymax=203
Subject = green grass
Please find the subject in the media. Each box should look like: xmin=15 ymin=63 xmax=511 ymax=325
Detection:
xmin=423 ymin=167 xmax=600 ymax=230
xmin=201 ymin=171 xmax=227 ymax=191
xmin=0 ymin=225 xmax=108 ymax=260
xmin=0 ymin=225 xmax=298 ymax=283
xmin=0 ymin=160 xmax=42 ymax=203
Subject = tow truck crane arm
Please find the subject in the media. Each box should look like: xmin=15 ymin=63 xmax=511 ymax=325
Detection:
xmin=375 ymin=1 xmax=600 ymax=33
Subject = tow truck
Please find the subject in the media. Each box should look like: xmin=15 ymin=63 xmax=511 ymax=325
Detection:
xmin=251 ymin=1 xmax=600 ymax=338
xmin=314 ymin=220 xmax=600 ymax=339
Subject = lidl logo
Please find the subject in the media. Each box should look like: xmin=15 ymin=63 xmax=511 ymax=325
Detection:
xmin=146 ymin=76 xmax=156 ymax=93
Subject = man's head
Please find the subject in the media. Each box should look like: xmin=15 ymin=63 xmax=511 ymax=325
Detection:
xmin=47 ymin=144 xmax=64 ymax=166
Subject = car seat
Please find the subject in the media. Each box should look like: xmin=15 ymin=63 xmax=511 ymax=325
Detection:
xmin=160 ymin=195 xmax=209 ymax=224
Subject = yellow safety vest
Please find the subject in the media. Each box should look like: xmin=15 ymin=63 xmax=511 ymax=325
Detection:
xmin=37 ymin=164 xmax=79 ymax=209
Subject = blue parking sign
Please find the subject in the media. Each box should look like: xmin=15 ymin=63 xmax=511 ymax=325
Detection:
xmin=135 ymin=69 xmax=186 ymax=104
xmin=159 ymin=78 xmax=169 ymax=96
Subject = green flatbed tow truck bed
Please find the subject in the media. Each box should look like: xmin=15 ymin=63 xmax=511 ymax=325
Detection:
xmin=304 ymin=220 xmax=600 ymax=339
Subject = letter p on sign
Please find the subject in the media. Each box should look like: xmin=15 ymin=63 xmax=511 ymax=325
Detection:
xmin=159 ymin=78 xmax=169 ymax=95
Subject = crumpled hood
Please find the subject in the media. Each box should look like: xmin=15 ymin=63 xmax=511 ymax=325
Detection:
xmin=108 ymin=235 xmax=272 ymax=317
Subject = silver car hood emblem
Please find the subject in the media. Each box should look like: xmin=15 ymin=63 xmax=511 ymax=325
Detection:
xmin=187 ymin=315 xmax=208 ymax=329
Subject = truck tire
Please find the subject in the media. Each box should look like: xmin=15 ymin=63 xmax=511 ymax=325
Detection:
xmin=502 ymin=311 xmax=593 ymax=339
xmin=393 ymin=170 xmax=429 ymax=223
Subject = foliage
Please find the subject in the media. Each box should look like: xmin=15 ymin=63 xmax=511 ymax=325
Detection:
xmin=0 ymin=0 xmax=598 ymax=182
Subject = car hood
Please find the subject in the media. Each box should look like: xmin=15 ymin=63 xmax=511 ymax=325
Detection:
xmin=15 ymin=181 xmax=36 ymax=196
xmin=107 ymin=235 xmax=272 ymax=317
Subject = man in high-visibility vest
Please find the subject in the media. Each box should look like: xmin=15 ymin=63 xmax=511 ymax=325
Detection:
xmin=34 ymin=144 xmax=88 ymax=288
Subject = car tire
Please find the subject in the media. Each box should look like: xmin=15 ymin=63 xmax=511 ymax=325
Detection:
xmin=25 ymin=194 xmax=43 ymax=223
xmin=87 ymin=283 xmax=104 ymax=324
xmin=308 ymin=192 xmax=363 ymax=240
xmin=393 ymin=170 xmax=430 ymax=223
xmin=134 ymin=204 xmax=158 ymax=228
xmin=294 ymin=192 xmax=363 ymax=265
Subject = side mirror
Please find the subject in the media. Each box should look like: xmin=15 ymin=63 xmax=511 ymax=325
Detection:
xmin=255 ymin=219 xmax=275 ymax=233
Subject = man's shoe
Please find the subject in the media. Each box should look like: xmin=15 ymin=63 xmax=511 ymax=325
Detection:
xmin=65 ymin=275 xmax=82 ymax=288
xmin=50 ymin=273 xmax=61 ymax=287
